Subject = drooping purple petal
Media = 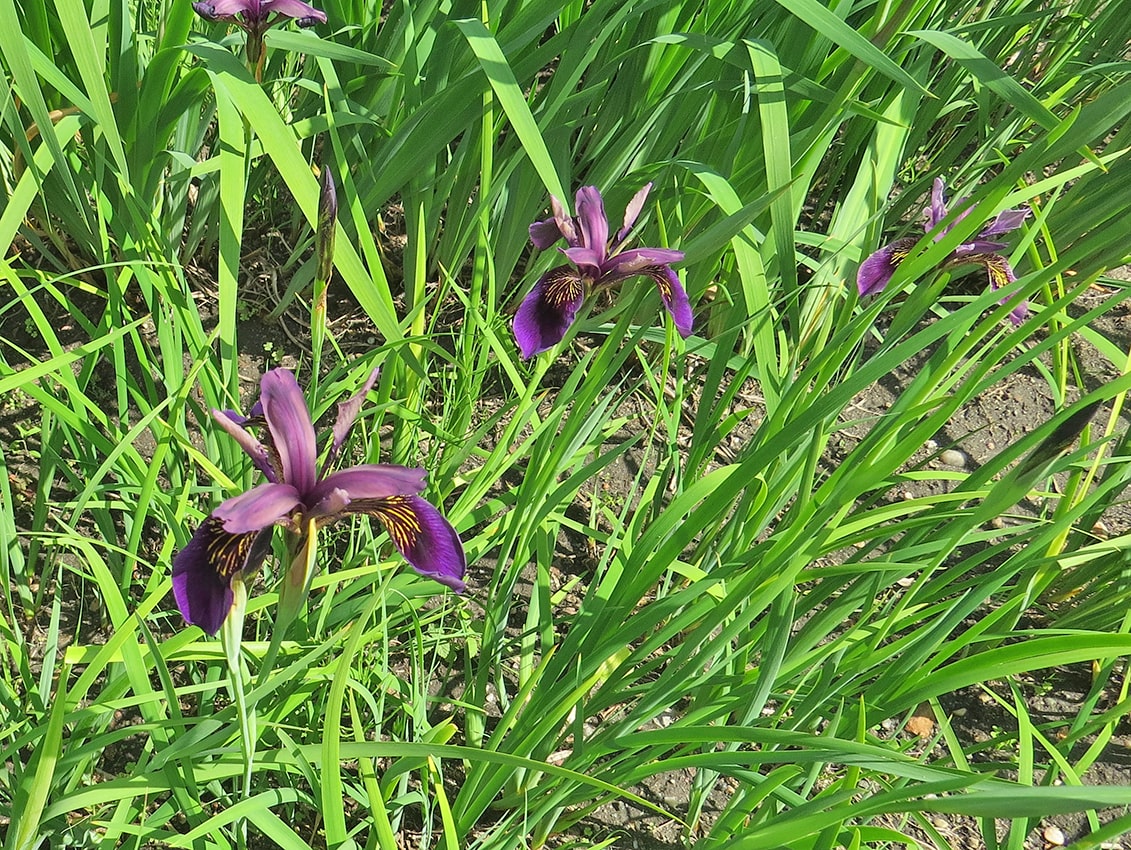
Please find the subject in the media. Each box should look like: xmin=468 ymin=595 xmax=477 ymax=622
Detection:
xmin=259 ymin=369 xmax=318 ymax=497
xmin=979 ymin=207 xmax=1030 ymax=238
xmin=364 ymin=495 xmax=466 ymax=592
xmin=643 ymin=266 xmax=694 ymax=338
xmin=172 ymin=518 xmax=273 ymax=635
xmin=617 ymin=183 xmax=652 ymax=245
xmin=513 ymin=266 xmax=587 ymax=358
xmin=214 ymin=482 xmax=301 ymax=533
xmin=265 ymin=0 xmax=326 ymax=23
xmin=601 ymin=247 xmax=685 ymax=279
xmin=856 ymin=237 xmax=916 ymax=297
xmin=561 ymin=246 xmax=606 ymax=276
xmin=308 ymin=464 xmax=427 ymax=513
xmin=574 ymin=186 xmax=609 ymax=260
xmin=192 ymin=0 xmax=250 ymax=21
xmin=325 ymin=368 xmax=380 ymax=470
xmin=213 ymin=408 xmax=277 ymax=483
xmin=530 ymin=217 xmax=564 ymax=250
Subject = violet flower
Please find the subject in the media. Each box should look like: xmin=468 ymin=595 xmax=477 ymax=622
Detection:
xmin=173 ymin=368 xmax=465 ymax=635
xmin=857 ymin=178 xmax=1031 ymax=325
xmin=514 ymin=184 xmax=692 ymax=358
xmin=192 ymin=0 xmax=327 ymax=79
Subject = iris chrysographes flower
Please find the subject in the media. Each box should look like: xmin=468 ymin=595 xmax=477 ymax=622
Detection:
xmin=857 ymin=178 xmax=1031 ymax=324
xmin=514 ymin=184 xmax=693 ymax=358
xmin=172 ymin=368 xmax=465 ymax=635
xmin=192 ymin=0 xmax=327 ymax=80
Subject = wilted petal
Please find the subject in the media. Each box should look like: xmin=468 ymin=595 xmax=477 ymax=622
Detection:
xmin=213 ymin=408 xmax=276 ymax=483
xmin=326 ymin=368 xmax=380 ymax=470
xmin=214 ymin=482 xmax=301 ymax=533
xmin=365 ymin=496 xmax=466 ymax=592
xmin=316 ymin=165 xmax=337 ymax=283
xmin=172 ymin=517 xmax=273 ymax=635
xmin=642 ymin=266 xmax=694 ymax=338
xmin=309 ymin=464 xmax=427 ymax=513
xmin=857 ymin=238 xmax=916 ymax=297
xmin=259 ymin=369 xmax=318 ymax=496
xmin=551 ymin=195 xmax=578 ymax=245
xmin=616 ymin=183 xmax=652 ymax=245
xmin=512 ymin=266 xmax=587 ymax=358
xmin=954 ymin=239 xmax=1007 ymax=257
xmin=980 ymin=207 xmax=1030 ymax=238
xmin=266 ymin=0 xmax=326 ymax=23
xmin=927 ymin=178 xmax=948 ymax=230
xmin=530 ymin=217 xmax=564 ymax=250
xmin=574 ymin=186 xmax=609 ymax=259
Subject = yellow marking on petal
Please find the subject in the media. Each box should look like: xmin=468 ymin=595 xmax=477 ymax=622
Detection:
xmin=202 ymin=517 xmax=258 ymax=580
xmin=373 ymin=495 xmax=423 ymax=551
xmin=544 ymin=269 xmax=585 ymax=307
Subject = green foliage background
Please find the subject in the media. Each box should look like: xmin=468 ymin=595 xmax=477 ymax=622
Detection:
xmin=3 ymin=0 xmax=1131 ymax=847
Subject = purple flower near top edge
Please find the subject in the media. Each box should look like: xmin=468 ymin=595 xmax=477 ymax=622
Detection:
xmin=172 ymin=368 xmax=465 ymax=635
xmin=514 ymin=184 xmax=693 ymax=358
xmin=192 ymin=0 xmax=327 ymax=31
xmin=192 ymin=0 xmax=326 ymax=78
xmin=857 ymin=178 xmax=1031 ymax=325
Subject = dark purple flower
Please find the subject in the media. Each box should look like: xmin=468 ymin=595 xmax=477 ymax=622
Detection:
xmin=172 ymin=369 xmax=465 ymax=635
xmin=514 ymin=184 xmax=692 ymax=358
xmin=192 ymin=0 xmax=326 ymax=79
xmin=857 ymin=178 xmax=1031 ymax=324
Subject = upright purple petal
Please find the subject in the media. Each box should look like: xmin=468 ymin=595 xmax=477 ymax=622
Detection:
xmin=616 ymin=183 xmax=652 ymax=245
xmin=927 ymin=178 xmax=948 ymax=230
xmin=309 ymin=464 xmax=428 ymax=513
xmin=561 ymin=246 xmax=606 ymax=277
xmin=259 ymin=369 xmax=318 ymax=496
xmin=642 ymin=266 xmax=693 ymax=338
xmin=574 ymin=187 xmax=609 ymax=260
xmin=513 ymin=266 xmax=587 ymax=358
xmin=172 ymin=518 xmax=273 ymax=635
xmin=326 ymin=368 xmax=380 ymax=470
xmin=213 ymin=482 xmax=302 ymax=533
xmin=365 ymin=496 xmax=466 ymax=592
xmin=980 ymin=207 xmax=1030 ymax=238
xmin=213 ymin=408 xmax=277 ymax=483
xmin=857 ymin=238 xmax=916 ymax=297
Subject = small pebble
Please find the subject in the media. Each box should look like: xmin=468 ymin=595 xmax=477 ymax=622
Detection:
xmin=991 ymin=517 xmax=1005 ymax=529
xmin=951 ymin=707 xmax=967 ymax=717
xmin=901 ymin=490 xmax=915 ymax=501
xmin=925 ymin=439 xmax=938 ymax=451
xmin=940 ymin=449 xmax=966 ymax=467
xmin=1093 ymin=520 xmax=1110 ymax=539
xmin=1043 ymin=825 xmax=1066 ymax=846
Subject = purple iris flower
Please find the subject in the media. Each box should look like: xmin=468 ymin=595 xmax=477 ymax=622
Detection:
xmin=172 ymin=368 xmax=465 ymax=635
xmin=192 ymin=0 xmax=327 ymax=79
xmin=514 ymin=184 xmax=693 ymax=358
xmin=857 ymin=178 xmax=1031 ymax=325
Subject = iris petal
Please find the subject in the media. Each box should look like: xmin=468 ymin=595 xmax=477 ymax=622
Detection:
xmin=617 ymin=183 xmax=652 ymax=245
xmin=309 ymin=465 xmax=427 ymax=512
xmin=642 ymin=266 xmax=694 ymax=338
xmin=574 ymin=187 xmax=609 ymax=261
xmin=214 ymin=482 xmax=301 ymax=533
xmin=172 ymin=518 xmax=273 ymax=635
xmin=265 ymin=0 xmax=326 ymax=21
xmin=362 ymin=496 xmax=466 ymax=592
xmin=856 ymin=238 xmax=916 ymax=297
xmin=260 ymin=369 xmax=318 ymax=497
xmin=213 ymin=408 xmax=276 ymax=483
xmin=513 ymin=267 xmax=587 ymax=358
xmin=326 ymin=368 xmax=380 ymax=470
